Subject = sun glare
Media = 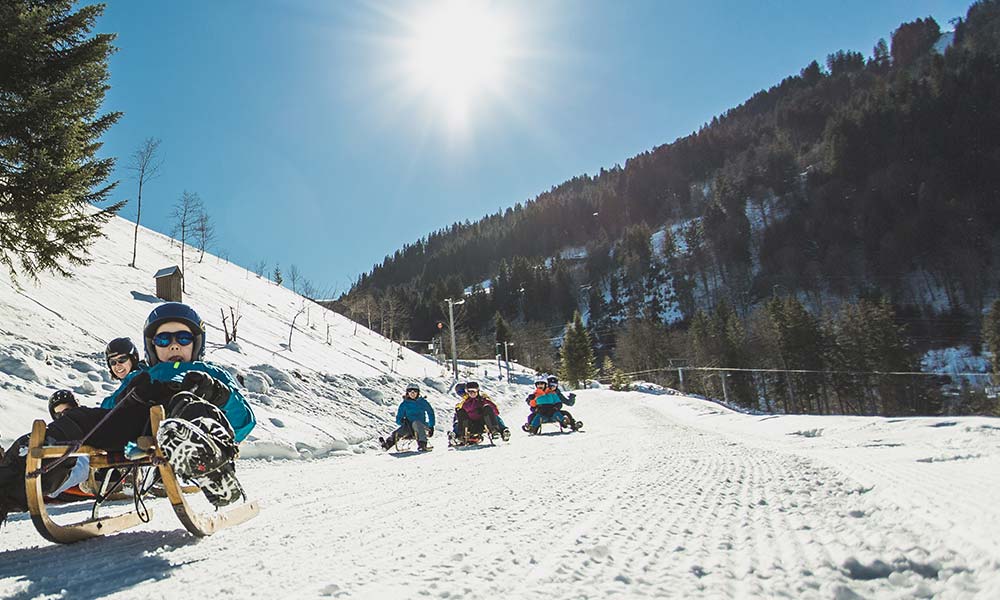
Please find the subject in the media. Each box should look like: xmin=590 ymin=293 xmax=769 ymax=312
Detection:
xmin=395 ymin=1 xmax=515 ymax=130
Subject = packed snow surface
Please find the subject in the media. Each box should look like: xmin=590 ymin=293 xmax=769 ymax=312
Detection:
xmin=1 ymin=390 xmax=999 ymax=599
xmin=1 ymin=216 xmax=999 ymax=598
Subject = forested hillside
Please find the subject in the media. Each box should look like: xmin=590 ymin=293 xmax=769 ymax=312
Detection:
xmin=334 ymin=1 xmax=1000 ymax=416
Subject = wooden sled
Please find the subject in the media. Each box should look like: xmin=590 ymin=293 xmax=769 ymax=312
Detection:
xmin=24 ymin=406 xmax=258 ymax=544
xmin=148 ymin=405 xmax=259 ymax=537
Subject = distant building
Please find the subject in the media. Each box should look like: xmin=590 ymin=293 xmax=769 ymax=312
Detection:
xmin=154 ymin=266 xmax=183 ymax=302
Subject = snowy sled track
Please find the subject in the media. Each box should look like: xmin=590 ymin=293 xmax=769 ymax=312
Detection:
xmin=2 ymin=392 xmax=997 ymax=599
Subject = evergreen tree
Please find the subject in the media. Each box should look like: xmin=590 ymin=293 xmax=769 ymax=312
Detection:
xmin=983 ymin=300 xmax=1000 ymax=384
xmin=559 ymin=311 xmax=597 ymax=388
xmin=273 ymin=265 xmax=283 ymax=286
xmin=0 ymin=1 xmax=123 ymax=281
xmin=603 ymin=356 xmax=631 ymax=391
xmin=494 ymin=311 xmax=512 ymax=344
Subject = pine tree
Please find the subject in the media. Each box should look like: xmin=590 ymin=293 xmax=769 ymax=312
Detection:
xmin=603 ymin=355 xmax=631 ymax=391
xmin=559 ymin=311 xmax=597 ymax=388
xmin=982 ymin=300 xmax=1000 ymax=385
xmin=273 ymin=265 xmax=283 ymax=286
xmin=0 ymin=1 xmax=123 ymax=281
xmin=494 ymin=311 xmax=512 ymax=344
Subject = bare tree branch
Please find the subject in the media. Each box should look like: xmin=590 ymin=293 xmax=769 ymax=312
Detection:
xmin=127 ymin=137 xmax=163 ymax=268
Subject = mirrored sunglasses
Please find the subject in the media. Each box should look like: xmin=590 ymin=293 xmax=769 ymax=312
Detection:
xmin=152 ymin=331 xmax=195 ymax=347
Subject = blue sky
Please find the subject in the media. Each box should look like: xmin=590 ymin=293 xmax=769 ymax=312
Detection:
xmin=95 ymin=0 xmax=972 ymax=296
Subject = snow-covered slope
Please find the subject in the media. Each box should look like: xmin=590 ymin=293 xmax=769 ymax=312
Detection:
xmin=2 ymin=216 xmax=999 ymax=598
xmin=0 ymin=215 xmax=501 ymax=457
xmin=1 ymin=390 xmax=998 ymax=598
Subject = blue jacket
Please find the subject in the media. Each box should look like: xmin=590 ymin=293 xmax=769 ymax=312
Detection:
xmin=535 ymin=389 xmax=575 ymax=407
xmin=101 ymin=360 xmax=256 ymax=442
xmin=396 ymin=396 xmax=435 ymax=428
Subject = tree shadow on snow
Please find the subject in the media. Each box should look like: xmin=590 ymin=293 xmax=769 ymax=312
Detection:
xmin=0 ymin=529 xmax=198 ymax=600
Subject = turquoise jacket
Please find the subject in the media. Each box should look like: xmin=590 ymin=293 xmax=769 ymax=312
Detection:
xmin=395 ymin=396 xmax=435 ymax=428
xmin=101 ymin=360 xmax=256 ymax=442
xmin=534 ymin=388 xmax=575 ymax=407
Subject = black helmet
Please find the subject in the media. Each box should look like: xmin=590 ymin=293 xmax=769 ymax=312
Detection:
xmin=546 ymin=376 xmax=559 ymax=385
xmin=105 ymin=337 xmax=140 ymax=373
xmin=465 ymin=381 xmax=480 ymax=390
xmin=143 ymin=302 xmax=206 ymax=366
xmin=48 ymin=390 xmax=78 ymax=420
xmin=405 ymin=383 xmax=420 ymax=394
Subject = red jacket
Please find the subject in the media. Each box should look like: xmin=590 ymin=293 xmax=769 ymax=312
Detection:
xmin=457 ymin=393 xmax=499 ymax=421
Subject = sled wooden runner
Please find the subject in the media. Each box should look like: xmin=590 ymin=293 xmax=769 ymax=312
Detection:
xmin=149 ymin=405 xmax=260 ymax=537
xmin=25 ymin=406 xmax=258 ymax=543
xmin=25 ymin=420 xmax=150 ymax=544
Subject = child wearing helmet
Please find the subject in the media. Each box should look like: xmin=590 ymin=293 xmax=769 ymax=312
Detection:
xmin=526 ymin=376 xmax=581 ymax=433
xmin=105 ymin=337 xmax=145 ymax=381
xmin=0 ymin=303 xmax=256 ymax=525
xmin=521 ymin=377 xmax=549 ymax=432
xmin=379 ymin=384 xmax=436 ymax=452
xmin=451 ymin=381 xmax=511 ymax=444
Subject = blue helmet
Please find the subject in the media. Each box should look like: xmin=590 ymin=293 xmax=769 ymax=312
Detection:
xmin=143 ymin=302 xmax=206 ymax=365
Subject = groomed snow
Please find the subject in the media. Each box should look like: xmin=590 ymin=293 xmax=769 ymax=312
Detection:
xmin=1 ymin=390 xmax=998 ymax=598
xmin=1 ymin=215 xmax=999 ymax=598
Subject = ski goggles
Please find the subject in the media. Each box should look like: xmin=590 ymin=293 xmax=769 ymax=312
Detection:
xmin=107 ymin=355 xmax=132 ymax=366
xmin=406 ymin=387 xmax=420 ymax=394
xmin=152 ymin=331 xmax=196 ymax=347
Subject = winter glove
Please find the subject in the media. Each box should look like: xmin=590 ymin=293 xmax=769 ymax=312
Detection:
xmin=124 ymin=372 xmax=172 ymax=406
xmin=428 ymin=427 xmax=434 ymax=437
xmin=179 ymin=371 xmax=231 ymax=408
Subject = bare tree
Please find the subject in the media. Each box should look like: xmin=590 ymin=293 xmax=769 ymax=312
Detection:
xmin=382 ymin=289 xmax=409 ymax=341
xmin=127 ymin=137 xmax=163 ymax=268
xmin=253 ymin=259 xmax=268 ymax=278
xmin=288 ymin=301 xmax=308 ymax=351
xmin=289 ymin=264 xmax=301 ymax=293
xmin=194 ymin=209 xmax=215 ymax=263
xmin=300 ymin=278 xmax=317 ymax=299
xmin=169 ymin=191 xmax=203 ymax=292
xmin=221 ymin=304 xmax=242 ymax=344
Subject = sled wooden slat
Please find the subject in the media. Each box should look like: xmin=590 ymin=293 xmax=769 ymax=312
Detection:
xmin=31 ymin=446 xmax=152 ymax=469
xmin=25 ymin=420 xmax=148 ymax=544
xmin=149 ymin=405 xmax=260 ymax=537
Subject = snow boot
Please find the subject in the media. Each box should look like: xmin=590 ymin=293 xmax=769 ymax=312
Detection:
xmin=521 ymin=423 xmax=532 ymax=433
xmin=157 ymin=395 xmax=242 ymax=507
xmin=500 ymin=428 xmax=511 ymax=442
xmin=379 ymin=436 xmax=395 ymax=451
xmin=417 ymin=440 xmax=432 ymax=452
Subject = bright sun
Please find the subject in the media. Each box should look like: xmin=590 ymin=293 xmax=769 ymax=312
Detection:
xmin=397 ymin=1 xmax=514 ymax=129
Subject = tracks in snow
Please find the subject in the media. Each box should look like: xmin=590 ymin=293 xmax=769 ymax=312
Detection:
xmin=0 ymin=394 xmax=991 ymax=599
